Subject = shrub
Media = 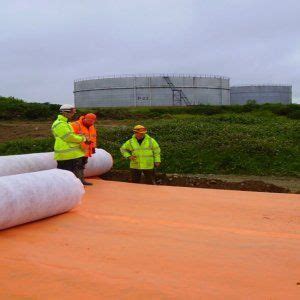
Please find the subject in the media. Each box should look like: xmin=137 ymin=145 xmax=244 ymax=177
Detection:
xmin=0 ymin=138 xmax=54 ymax=155
xmin=1 ymin=95 xmax=299 ymax=121
xmin=0 ymin=96 xmax=59 ymax=120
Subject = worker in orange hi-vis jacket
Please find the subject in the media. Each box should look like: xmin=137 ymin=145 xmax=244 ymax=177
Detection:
xmin=71 ymin=113 xmax=97 ymax=186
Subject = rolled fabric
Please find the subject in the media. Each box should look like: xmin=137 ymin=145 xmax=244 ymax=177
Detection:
xmin=84 ymin=149 xmax=113 ymax=177
xmin=0 ymin=169 xmax=84 ymax=230
xmin=0 ymin=149 xmax=113 ymax=177
xmin=0 ymin=152 xmax=56 ymax=177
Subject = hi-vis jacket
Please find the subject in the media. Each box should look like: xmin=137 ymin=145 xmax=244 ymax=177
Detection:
xmin=51 ymin=115 xmax=86 ymax=161
xmin=71 ymin=116 xmax=97 ymax=157
xmin=120 ymin=134 xmax=161 ymax=170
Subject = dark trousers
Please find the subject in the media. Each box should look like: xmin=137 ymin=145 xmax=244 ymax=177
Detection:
xmin=57 ymin=157 xmax=85 ymax=180
xmin=130 ymin=169 xmax=155 ymax=185
xmin=82 ymin=157 xmax=88 ymax=169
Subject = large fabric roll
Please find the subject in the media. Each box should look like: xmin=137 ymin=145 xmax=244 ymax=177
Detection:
xmin=84 ymin=149 xmax=113 ymax=177
xmin=0 ymin=169 xmax=84 ymax=230
xmin=0 ymin=149 xmax=113 ymax=177
xmin=0 ymin=152 xmax=56 ymax=177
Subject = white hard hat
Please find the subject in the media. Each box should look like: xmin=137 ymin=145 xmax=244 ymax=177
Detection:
xmin=59 ymin=104 xmax=75 ymax=112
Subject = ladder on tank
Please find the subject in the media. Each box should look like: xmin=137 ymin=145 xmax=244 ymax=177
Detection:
xmin=163 ymin=76 xmax=192 ymax=106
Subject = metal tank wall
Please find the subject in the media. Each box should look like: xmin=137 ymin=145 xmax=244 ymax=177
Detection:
xmin=230 ymin=85 xmax=292 ymax=105
xmin=74 ymin=75 xmax=230 ymax=107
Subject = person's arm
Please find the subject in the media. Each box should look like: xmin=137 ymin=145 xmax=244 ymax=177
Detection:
xmin=152 ymin=138 xmax=161 ymax=165
xmin=120 ymin=140 xmax=133 ymax=159
xmin=54 ymin=123 xmax=85 ymax=143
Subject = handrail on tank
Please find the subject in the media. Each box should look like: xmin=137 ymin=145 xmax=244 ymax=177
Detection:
xmin=74 ymin=73 xmax=229 ymax=82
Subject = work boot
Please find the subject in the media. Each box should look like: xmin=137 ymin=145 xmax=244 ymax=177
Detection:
xmin=81 ymin=179 xmax=93 ymax=186
xmin=78 ymin=168 xmax=93 ymax=186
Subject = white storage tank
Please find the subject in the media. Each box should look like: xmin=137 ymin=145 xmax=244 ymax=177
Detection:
xmin=230 ymin=85 xmax=292 ymax=105
xmin=74 ymin=74 xmax=230 ymax=107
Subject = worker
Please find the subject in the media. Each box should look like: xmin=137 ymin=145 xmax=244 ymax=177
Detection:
xmin=71 ymin=113 xmax=97 ymax=186
xmin=120 ymin=125 xmax=161 ymax=184
xmin=51 ymin=104 xmax=91 ymax=185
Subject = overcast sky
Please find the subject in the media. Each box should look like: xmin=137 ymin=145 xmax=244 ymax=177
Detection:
xmin=1 ymin=0 xmax=299 ymax=104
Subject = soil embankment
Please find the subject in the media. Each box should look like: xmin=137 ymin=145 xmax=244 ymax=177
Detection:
xmin=101 ymin=170 xmax=300 ymax=194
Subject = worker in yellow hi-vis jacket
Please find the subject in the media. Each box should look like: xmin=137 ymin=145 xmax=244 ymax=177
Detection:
xmin=120 ymin=125 xmax=161 ymax=184
xmin=51 ymin=104 xmax=91 ymax=185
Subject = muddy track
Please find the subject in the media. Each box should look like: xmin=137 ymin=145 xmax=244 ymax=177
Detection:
xmin=101 ymin=170 xmax=297 ymax=193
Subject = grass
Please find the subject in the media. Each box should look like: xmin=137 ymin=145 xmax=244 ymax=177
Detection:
xmin=1 ymin=112 xmax=299 ymax=177
xmin=101 ymin=113 xmax=300 ymax=177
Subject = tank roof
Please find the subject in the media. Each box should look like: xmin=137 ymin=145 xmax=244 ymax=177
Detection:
xmin=231 ymin=84 xmax=291 ymax=88
xmin=74 ymin=73 xmax=229 ymax=82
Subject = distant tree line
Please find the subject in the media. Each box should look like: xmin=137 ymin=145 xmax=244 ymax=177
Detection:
xmin=0 ymin=96 xmax=60 ymax=120
xmin=0 ymin=96 xmax=299 ymax=120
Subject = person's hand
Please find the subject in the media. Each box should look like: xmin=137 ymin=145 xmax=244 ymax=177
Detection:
xmin=155 ymin=162 xmax=160 ymax=167
xmin=129 ymin=156 xmax=137 ymax=161
xmin=85 ymin=136 xmax=92 ymax=144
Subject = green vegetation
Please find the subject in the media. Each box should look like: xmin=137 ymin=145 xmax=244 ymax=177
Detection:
xmin=101 ymin=113 xmax=300 ymax=177
xmin=79 ymin=102 xmax=300 ymax=120
xmin=0 ymin=96 xmax=60 ymax=120
xmin=0 ymin=138 xmax=54 ymax=155
xmin=1 ymin=109 xmax=299 ymax=177
xmin=1 ymin=96 xmax=300 ymax=120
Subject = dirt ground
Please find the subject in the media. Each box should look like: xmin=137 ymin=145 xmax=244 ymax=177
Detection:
xmin=102 ymin=170 xmax=300 ymax=194
xmin=0 ymin=120 xmax=129 ymax=143
xmin=0 ymin=120 xmax=53 ymax=142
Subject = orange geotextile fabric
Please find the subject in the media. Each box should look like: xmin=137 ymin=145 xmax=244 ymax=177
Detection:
xmin=0 ymin=179 xmax=300 ymax=299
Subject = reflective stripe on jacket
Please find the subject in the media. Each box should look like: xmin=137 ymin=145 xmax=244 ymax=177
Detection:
xmin=71 ymin=116 xmax=97 ymax=157
xmin=51 ymin=115 xmax=85 ymax=161
xmin=120 ymin=134 xmax=161 ymax=170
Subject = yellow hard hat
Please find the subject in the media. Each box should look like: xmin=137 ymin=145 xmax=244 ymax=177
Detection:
xmin=133 ymin=125 xmax=147 ymax=133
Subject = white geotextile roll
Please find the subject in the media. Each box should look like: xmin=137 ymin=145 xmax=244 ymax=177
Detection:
xmin=0 ymin=148 xmax=113 ymax=177
xmin=0 ymin=169 xmax=84 ymax=230
xmin=84 ymin=149 xmax=113 ymax=177
xmin=0 ymin=152 xmax=57 ymax=177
